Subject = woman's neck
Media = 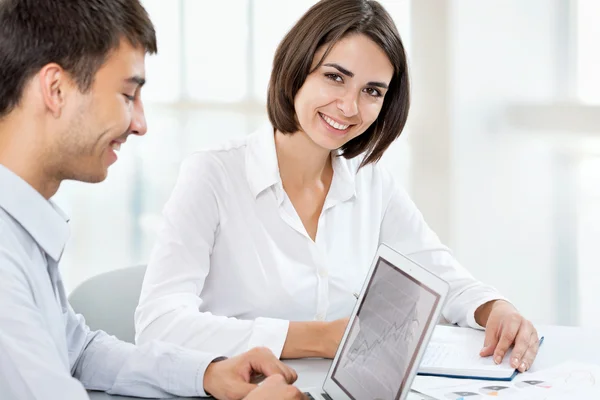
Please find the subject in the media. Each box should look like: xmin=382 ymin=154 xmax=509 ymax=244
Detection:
xmin=274 ymin=129 xmax=332 ymax=188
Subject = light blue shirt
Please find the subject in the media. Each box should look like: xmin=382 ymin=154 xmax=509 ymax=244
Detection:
xmin=0 ymin=164 xmax=219 ymax=399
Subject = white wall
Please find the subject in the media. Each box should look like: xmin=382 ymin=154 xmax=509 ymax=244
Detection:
xmin=450 ymin=0 xmax=564 ymax=324
xmin=53 ymin=0 xmax=600 ymax=328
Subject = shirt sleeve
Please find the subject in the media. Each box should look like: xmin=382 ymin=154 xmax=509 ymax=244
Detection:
xmin=67 ymin=305 xmax=222 ymax=398
xmin=0 ymin=231 xmax=223 ymax=399
xmin=135 ymin=153 xmax=290 ymax=358
xmin=0 ymin=245 xmax=89 ymax=399
xmin=378 ymin=166 xmax=507 ymax=329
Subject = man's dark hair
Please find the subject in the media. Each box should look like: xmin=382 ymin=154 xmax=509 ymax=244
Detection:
xmin=0 ymin=0 xmax=157 ymax=118
xmin=267 ymin=0 xmax=410 ymax=167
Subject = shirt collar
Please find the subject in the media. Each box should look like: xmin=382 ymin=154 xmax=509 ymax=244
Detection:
xmin=328 ymin=151 xmax=357 ymax=204
xmin=245 ymin=124 xmax=357 ymax=203
xmin=0 ymin=164 xmax=70 ymax=262
xmin=245 ymin=124 xmax=282 ymax=199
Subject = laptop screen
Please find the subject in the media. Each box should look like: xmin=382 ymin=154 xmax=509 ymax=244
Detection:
xmin=331 ymin=256 xmax=442 ymax=400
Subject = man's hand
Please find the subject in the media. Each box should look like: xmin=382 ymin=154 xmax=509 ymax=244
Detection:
xmin=478 ymin=300 xmax=539 ymax=372
xmin=243 ymin=375 xmax=307 ymax=400
xmin=203 ymin=347 xmax=298 ymax=400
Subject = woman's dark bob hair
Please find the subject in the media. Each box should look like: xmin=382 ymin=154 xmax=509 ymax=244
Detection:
xmin=267 ymin=0 xmax=410 ymax=167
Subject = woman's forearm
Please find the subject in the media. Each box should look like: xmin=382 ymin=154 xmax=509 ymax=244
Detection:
xmin=281 ymin=321 xmax=328 ymax=359
xmin=280 ymin=318 xmax=349 ymax=359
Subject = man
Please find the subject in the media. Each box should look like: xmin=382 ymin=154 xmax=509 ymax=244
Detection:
xmin=0 ymin=0 xmax=305 ymax=399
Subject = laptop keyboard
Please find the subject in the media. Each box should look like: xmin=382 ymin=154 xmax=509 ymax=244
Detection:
xmin=304 ymin=393 xmax=332 ymax=400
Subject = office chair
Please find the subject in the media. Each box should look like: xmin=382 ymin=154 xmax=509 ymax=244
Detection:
xmin=68 ymin=265 xmax=146 ymax=344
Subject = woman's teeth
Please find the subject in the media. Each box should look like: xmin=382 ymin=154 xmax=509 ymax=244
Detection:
xmin=321 ymin=113 xmax=350 ymax=130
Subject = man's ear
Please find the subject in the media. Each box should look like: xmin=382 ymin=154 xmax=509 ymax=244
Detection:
xmin=38 ymin=63 xmax=73 ymax=118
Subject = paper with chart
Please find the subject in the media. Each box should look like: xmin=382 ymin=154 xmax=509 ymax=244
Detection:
xmin=412 ymin=361 xmax=600 ymax=399
xmin=331 ymin=258 xmax=440 ymax=400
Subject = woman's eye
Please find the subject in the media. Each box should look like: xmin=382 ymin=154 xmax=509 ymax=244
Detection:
xmin=365 ymin=87 xmax=382 ymax=98
xmin=123 ymin=94 xmax=135 ymax=102
xmin=325 ymin=73 xmax=343 ymax=83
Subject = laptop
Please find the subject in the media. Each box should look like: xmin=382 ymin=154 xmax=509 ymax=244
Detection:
xmin=303 ymin=243 xmax=450 ymax=400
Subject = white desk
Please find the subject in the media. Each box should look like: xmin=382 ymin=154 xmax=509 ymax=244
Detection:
xmin=88 ymin=324 xmax=600 ymax=399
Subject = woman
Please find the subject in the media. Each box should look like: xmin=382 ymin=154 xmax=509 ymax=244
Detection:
xmin=135 ymin=0 xmax=540 ymax=372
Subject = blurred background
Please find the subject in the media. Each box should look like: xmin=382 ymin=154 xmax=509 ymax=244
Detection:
xmin=54 ymin=0 xmax=600 ymax=329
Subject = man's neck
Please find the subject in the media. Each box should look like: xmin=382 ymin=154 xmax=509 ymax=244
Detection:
xmin=0 ymin=119 xmax=61 ymax=200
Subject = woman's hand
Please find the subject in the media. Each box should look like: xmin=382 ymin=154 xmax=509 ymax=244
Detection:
xmin=477 ymin=300 xmax=540 ymax=372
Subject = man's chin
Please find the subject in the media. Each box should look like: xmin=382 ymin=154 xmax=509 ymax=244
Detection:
xmin=72 ymin=169 xmax=109 ymax=184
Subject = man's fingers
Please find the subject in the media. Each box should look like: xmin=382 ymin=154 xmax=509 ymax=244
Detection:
xmin=245 ymin=375 xmax=308 ymax=400
xmin=260 ymin=359 xmax=297 ymax=383
xmin=231 ymin=382 xmax=259 ymax=400
xmin=289 ymin=366 xmax=298 ymax=383
xmin=493 ymin=317 xmax=522 ymax=364
xmin=247 ymin=348 xmax=298 ymax=383
xmin=261 ymin=374 xmax=287 ymax=387
xmin=275 ymin=363 xmax=297 ymax=384
xmin=509 ymin=323 xmax=534 ymax=369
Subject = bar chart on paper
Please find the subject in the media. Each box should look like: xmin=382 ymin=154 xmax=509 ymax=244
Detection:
xmin=413 ymin=361 xmax=600 ymax=399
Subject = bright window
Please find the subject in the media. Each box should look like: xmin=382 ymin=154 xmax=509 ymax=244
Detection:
xmin=142 ymin=0 xmax=411 ymax=105
xmin=576 ymin=0 xmax=600 ymax=103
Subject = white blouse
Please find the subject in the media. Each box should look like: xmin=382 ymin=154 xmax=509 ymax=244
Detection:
xmin=135 ymin=124 xmax=505 ymax=358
